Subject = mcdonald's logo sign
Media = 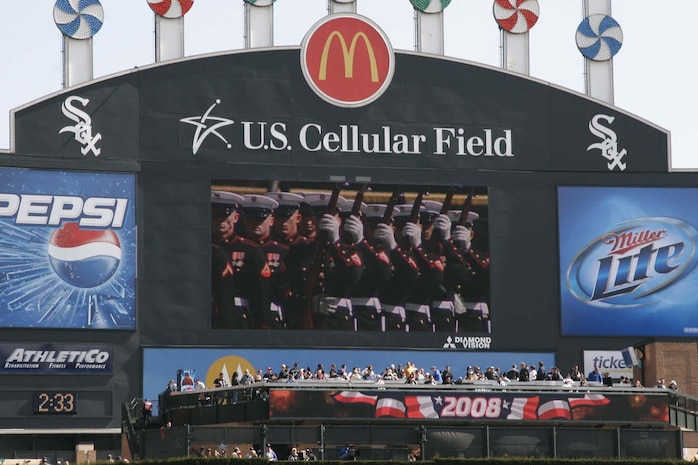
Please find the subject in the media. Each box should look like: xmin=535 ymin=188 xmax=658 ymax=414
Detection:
xmin=301 ymin=14 xmax=395 ymax=108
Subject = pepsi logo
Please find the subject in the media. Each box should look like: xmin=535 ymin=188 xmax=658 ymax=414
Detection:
xmin=48 ymin=223 xmax=122 ymax=288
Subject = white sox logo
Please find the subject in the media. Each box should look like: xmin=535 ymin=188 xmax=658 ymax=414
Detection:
xmin=59 ymin=96 xmax=102 ymax=156
xmin=587 ymin=114 xmax=627 ymax=171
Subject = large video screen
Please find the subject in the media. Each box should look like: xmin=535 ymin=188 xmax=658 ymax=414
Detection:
xmin=558 ymin=186 xmax=698 ymax=336
xmin=211 ymin=181 xmax=490 ymax=334
xmin=0 ymin=168 xmax=137 ymax=329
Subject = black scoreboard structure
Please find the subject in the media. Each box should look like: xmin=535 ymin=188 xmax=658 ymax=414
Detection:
xmin=2 ymin=13 xmax=697 ymax=459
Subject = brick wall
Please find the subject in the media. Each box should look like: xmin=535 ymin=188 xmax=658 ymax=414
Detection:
xmin=641 ymin=341 xmax=697 ymax=396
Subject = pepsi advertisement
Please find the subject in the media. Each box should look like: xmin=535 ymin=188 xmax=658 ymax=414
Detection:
xmin=0 ymin=168 xmax=136 ymax=329
xmin=558 ymin=186 xmax=698 ymax=336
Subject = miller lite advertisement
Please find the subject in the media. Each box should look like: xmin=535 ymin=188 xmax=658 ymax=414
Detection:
xmin=558 ymin=186 xmax=698 ymax=336
xmin=0 ymin=168 xmax=136 ymax=329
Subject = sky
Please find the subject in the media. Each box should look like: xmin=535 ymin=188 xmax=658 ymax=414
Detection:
xmin=1 ymin=1 xmax=696 ymax=171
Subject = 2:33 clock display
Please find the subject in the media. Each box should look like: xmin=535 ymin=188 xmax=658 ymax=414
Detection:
xmin=33 ymin=392 xmax=78 ymax=414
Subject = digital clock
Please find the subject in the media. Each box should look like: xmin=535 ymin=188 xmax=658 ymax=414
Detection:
xmin=33 ymin=392 xmax=78 ymax=414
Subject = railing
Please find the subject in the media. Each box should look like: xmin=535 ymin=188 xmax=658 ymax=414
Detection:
xmin=128 ymin=381 xmax=698 ymax=459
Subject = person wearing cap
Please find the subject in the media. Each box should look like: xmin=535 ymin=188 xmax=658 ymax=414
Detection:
xmin=287 ymin=447 xmax=300 ymax=461
xmin=372 ymin=203 xmax=420 ymax=331
xmin=305 ymin=448 xmax=317 ymax=460
xmin=349 ymin=203 xmax=393 ymax=331
xmin=240 ymin=194 xmax=278 ymax=244
xmin=446 ymin=208 xmax=491 ymax=333
xmin=419 ymin=199 xmax=465 ymax=332
xmin=264 ymin=192 xmax=314 ymax=329
xmin=265 ymin=444 xmax=278 ymax=461
xmin=239 ymin=194 xmax=288 ymax=329
xmin=391 ymin=199 xmax=441 ymax=332
xmin=266 ymin=192 xmax=308 ymax=246
xmin=301 ymin=192 xmax=362 ymax=330
xmin=211 ymin=190 xmax=269 ymax=329
xmin=211 ymin=190 xmax=244 ymax=246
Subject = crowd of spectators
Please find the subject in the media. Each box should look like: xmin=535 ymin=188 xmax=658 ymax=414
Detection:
xmin=168 ymin=359 xmax=673 ymax=393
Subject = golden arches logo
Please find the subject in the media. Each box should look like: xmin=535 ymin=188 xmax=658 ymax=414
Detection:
xmin=318 ymin=31 xmax=379 ymax=83
xmin=301 ymin=14 xmax=394 ymax=107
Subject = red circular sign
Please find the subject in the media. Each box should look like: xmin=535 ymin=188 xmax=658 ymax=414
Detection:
xmin=301 ymin=15 xmax=395 ymax=108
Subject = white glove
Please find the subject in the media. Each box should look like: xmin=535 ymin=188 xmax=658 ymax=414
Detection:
xmin=373 ymin=223 xmax=397 ymax=250
xmin=402 ymin=222 xmax=422 ymax=248
xmin=318 ymin=214 xmax=340 ymax=243
xmin=433 ymin=214 xmax=452 ymax=241
xmin=343 ymin=215 xmax=364 ymax=244
xmin=452 ymin=225 xmax=472 ymax=250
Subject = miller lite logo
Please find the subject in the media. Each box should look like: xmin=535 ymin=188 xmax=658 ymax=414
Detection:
xmin=566 ymin=217 xmax=698 ymax=308
xmin=300 ymin=14 xmax=395 ymax=108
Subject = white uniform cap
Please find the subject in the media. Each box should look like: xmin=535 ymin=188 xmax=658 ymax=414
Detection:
xmin=264 ymin=191 xmax=304 ymax=207
xmin=240 ymin=194 xmax=279 ymax=218
xmin=342 ymin=201 xmax=367 ymax=217
xmin=393 ymin=203 xmax=425 ymax=217
xmin=446 ymin=210 xmax=479 ymax=225
xmin=421 ymin=200 xmax=443 ymax=214
xmin=303 ymin=192 xmax=349 ymax=212
xmin=362 ymin=204 xmax=388 ymax=219
xmin=211 ymin=190 xmax=244 ymax=206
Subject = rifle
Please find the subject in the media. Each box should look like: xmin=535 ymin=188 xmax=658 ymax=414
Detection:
xmin=457 ymin=187 xmax=489 ymax=268
xmin=440 ymin=187 xmax=456 ymax=215
xmin=382 ymin=188 xmax=402 ymax=225
xmin=400 ymin=190 xmax=425 ymax=249
xmin=432 ymin=187 xmax=456 ymax=244
xmin=342 ymin=184 xmax=368 ymax=244
xmin=302 ymin=187 xmax=341 ymax=329
xmin=458 ymin=186 xmax=476 ymax=227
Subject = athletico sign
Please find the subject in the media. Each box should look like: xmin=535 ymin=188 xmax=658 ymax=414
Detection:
xmin=301 ymin=14 xmax=395 ymax=107
xmin=0 ymin=343 xmax=113 ymax=374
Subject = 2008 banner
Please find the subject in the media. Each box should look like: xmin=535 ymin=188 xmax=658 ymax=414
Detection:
xmin=269 ymin=389 xmax=669 ymax=423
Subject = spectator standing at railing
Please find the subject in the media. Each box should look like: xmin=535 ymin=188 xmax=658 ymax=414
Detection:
xmin=518 ymin=362 xmax=529 ymax=381
xmin=568 ymin=365 xmax=583 ymax=382
xmin=527 ymin=365 xmax=537 ymax=380
xmin=587 ymin=367 xmax=602 ymax=383
xmin=669 ymin=380 xmax=680 ymax=391
xmin=506 ymin=364 xmax=519 ymax=381
xmin=214 ymin=372 xmax=230 ymax=388
xmin=537 ymin=361 xmax=546 ymax=381
xmin=142 ymin=398 xmax=153 ymax=425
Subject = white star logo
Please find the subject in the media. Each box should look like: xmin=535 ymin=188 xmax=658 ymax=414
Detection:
xmin=180 ymin=99 xmax=235 ymax=155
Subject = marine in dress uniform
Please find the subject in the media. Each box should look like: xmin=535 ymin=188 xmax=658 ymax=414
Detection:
xmin=211 ymin=191 xmax=269 ymax=329
xmin=375 ymin=204 xmax=421 ymax=331
xmin=351 ymin=204 xmax=392 ymax=331
xmin=418 ymin=200 xmax=458 ymax=332
xmin=240 ymin=194 xmax=283 ymax=329
xmin=302 ymin=192 xmax=363 ymax=331
xmin=265 ymin=191 xmax=310 ymax=329
xmin=447 ymin=210 xmax=490 ymax=332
